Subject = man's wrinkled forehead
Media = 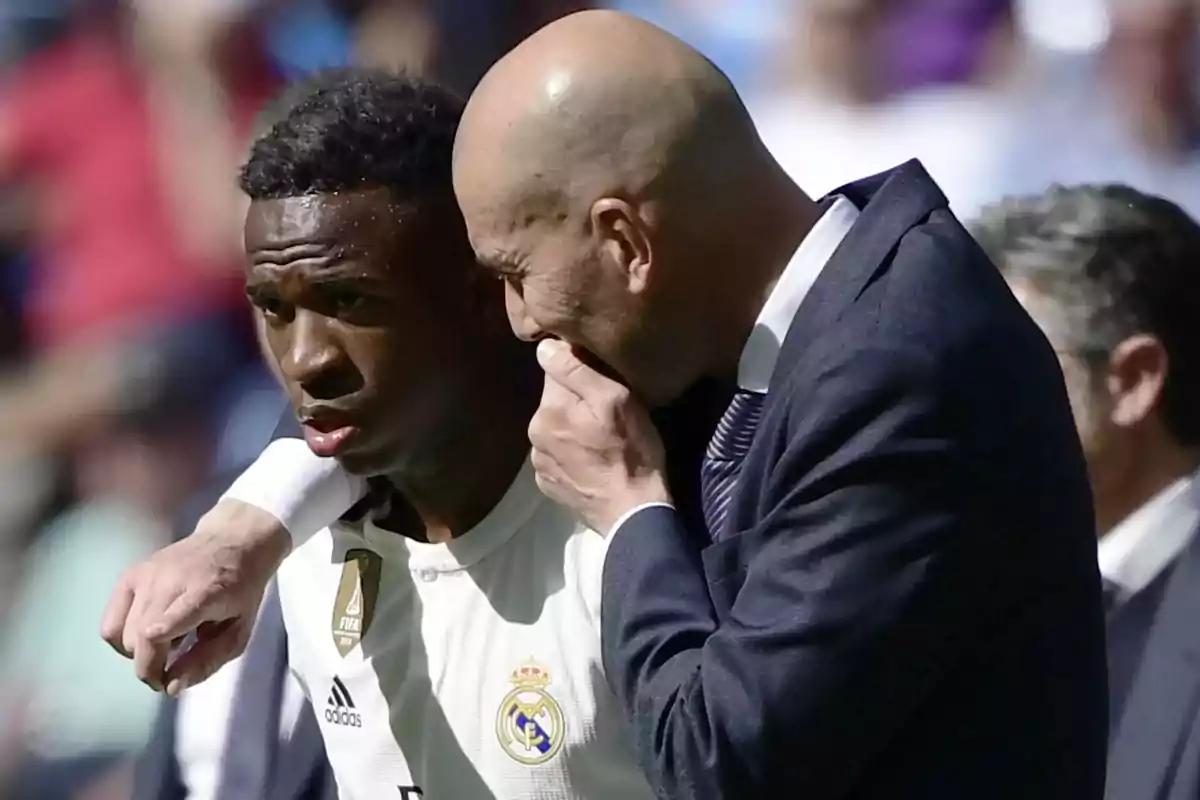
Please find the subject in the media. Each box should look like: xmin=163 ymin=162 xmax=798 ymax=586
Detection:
xmin=244 ymin=189 xmax=398 ymax=251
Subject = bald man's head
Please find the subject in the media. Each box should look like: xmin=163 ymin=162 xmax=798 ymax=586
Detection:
xmin=453 ymin=10 xmax=815 ymax=404
xmin=456 ymin=11 xmax=750 ymax=196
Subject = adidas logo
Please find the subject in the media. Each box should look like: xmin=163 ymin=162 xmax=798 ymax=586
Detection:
xmin=325 ymin=676 xmax=362 ymax=728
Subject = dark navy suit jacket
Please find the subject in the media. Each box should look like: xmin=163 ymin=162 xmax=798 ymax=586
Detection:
xmin=601 ymin=161 xmax=1109 ymax=799
xmin=1106 ymin=512 xmax=1200 ymax=800
xmin=132 ymin=455 xmax=335 ymax=800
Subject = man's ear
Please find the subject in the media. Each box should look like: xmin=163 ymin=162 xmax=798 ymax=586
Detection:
xmin=590 ymin=197 xmax=652 ymax=293
xmin=1106 ymin=334 xmax=1169 ymax=430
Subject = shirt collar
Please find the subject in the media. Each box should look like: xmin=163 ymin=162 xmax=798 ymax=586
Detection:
xmin=736 ymin=195 xmax=859 ymax=392
xmin=1098 ymin=470 xmax=1200 ymax=599
xmin=359 ymin=456 xmax=547 ymax=573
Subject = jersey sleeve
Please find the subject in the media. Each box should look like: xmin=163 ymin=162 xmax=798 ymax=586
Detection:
xmin=222 ymin=438 xmax=368 ymax=547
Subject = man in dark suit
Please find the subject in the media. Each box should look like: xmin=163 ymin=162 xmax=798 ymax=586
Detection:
xmin=134 ymin=413 xmax=335 ymax=800
xmin=972 ymin=185 xmax=1200 ymax=800
xmin=449 ymin=10 xmax=1107 ymax=799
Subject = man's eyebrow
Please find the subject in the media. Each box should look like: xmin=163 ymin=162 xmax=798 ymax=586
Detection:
xmin=303 ymin=266 xmax=379 ymax=285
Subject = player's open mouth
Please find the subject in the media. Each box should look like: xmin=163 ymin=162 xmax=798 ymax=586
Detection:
xmin=298 ymin=408 xmax=362 ymax=457
xmin=301 ymin=423 xmax=360 ymax=457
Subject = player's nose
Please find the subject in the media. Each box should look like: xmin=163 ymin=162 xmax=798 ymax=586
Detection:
xmin=280 ymin=312 xmax=359 ymax=399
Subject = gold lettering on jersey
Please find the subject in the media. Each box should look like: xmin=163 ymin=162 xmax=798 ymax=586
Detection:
xmin=495 ymin=658 xmax=565 ymax=765
xmin=331 ymin=548 xmax=381 ymax=657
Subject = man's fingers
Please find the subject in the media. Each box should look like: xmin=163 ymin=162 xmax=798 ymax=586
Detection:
xmin=163 ymin=619 xmax=250 ymax=697
xmin=99 ymin=572 xmax=137 ymax=657
xmin=123 ymin=575 xmax=188 ymax=654
xmin=537 ymin=340 xmax=605 ymax=398
xmin=536 ymin=340 xmax=589 ymax=397
xmin=143 ymin=585 xmax=219 ymax=643
xmin=133 ymin=632 xmax=177 ymax=692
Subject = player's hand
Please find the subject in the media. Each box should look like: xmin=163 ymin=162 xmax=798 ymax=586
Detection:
xmin=100 ymin=499 xmax=292 ymax=696
xmin=529 ymin=339 xmax=671 ymax=533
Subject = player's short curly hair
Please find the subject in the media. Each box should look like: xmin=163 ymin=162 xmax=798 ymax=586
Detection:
xmin=239 ymin=68 xmax=464 ymax=203
xmin=970 ymin=184 xmax=1200 ymax=448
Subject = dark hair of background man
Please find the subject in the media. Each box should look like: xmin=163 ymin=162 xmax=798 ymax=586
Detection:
xmin=971 ymin=184 xmax=1200 ymax=448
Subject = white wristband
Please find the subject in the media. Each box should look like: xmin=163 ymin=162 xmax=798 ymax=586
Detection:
xmin=221 ymin=438 xmax=368 ymax=547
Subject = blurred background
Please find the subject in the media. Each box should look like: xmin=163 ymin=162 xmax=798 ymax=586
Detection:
xmin=0 ymin=0 xmax=1194 ymax=797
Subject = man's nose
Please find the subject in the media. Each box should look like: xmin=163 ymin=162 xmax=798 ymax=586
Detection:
xmin=279 ymin=312 xmax=350 ymax=398
xmin=505 ymin=281 xmax=545 ymax=342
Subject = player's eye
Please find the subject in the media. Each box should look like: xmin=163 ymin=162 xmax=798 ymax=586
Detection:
xmin=247 ymin=289 xmax=290 ymax=323
xmin=329 ymin=290 xmax=369 ymax=316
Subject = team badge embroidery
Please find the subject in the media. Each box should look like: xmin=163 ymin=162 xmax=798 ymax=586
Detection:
xmin=495 ymin=658 xmax=565 ymax=765
xmin=331 ymin=548 xmax=381 ymax=657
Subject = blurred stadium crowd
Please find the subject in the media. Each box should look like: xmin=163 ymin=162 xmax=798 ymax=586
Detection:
xmin=0 ymin=0 xmax=1196 ymax=798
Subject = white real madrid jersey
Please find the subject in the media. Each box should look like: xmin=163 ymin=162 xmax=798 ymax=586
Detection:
xmin=275 ymin=457 xmax=654 ymax=800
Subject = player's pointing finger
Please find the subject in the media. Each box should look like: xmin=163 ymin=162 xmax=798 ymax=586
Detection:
xmin=164 ymin=618 xmax=252 ymax=697
xmin=145 ymin=585 xmax=220 ymax=643
xmin=100 ymin=569 xmax=137 ymax=657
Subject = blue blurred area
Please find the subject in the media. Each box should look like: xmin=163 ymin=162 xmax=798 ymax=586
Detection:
xmin=264 ymin=0 xmax=355 ymax=78
xmin=608 ymin=0 xmax=788 ymax=91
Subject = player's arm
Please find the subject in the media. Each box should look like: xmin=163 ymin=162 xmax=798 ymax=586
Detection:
xmin=222 ymin=436 xmax=369 ymax=546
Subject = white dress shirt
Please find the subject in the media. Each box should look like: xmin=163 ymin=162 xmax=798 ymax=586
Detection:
xmin=1098 ymin=471 xmax=1200 ymax=605
xmin=737 ymin=196 xmax=859 ymax=392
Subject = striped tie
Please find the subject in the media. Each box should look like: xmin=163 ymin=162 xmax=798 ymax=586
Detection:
xmin=700 ymin=389 xmax=766 ymax=539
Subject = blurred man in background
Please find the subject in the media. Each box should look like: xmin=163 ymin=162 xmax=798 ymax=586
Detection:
xmin=973 ymin=184 xmax=1200 ymax=800
xmin=0 ymin=0 xmax=279 ymax=619
xmin=604 ymin=0 xmax=788 ymax=91
xmin=0 ymin=0 xmax=274 ymax=453
xmin=1000 ymin=0 xmax=1200 ymax=216
xmin=0 ymin=346 xmax=218 ymax=799
xmin=0 ymin=5 xmax=284 ymax=796
xmin=750 ymin=0 xmax=1019 ymax=219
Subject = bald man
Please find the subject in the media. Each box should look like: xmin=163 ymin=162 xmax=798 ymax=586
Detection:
xmin=102 ymin=10 xmax=1108 ymax=800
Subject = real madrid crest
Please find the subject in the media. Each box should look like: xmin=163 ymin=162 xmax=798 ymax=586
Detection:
xmin=495 ymin=658 xmax=565 ymax=765
xmin=331 ymin=548 xmax=381 ymax=657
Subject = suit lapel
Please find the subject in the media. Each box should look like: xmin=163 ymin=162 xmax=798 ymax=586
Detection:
xmin=1106 ymin=524 xmax=1200 ymax=800
xmin=772 ymin=159 xmax=948 ymax=387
